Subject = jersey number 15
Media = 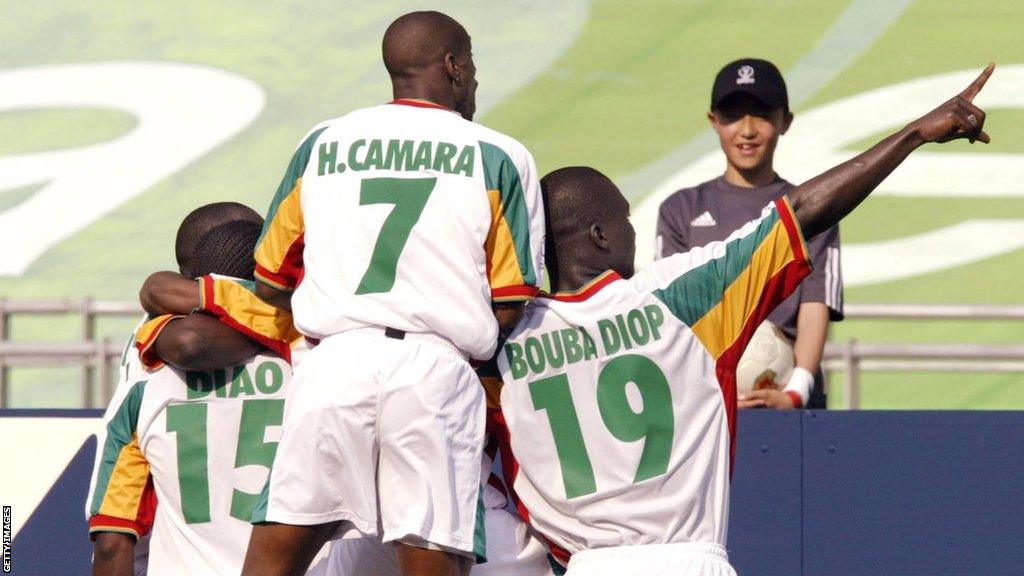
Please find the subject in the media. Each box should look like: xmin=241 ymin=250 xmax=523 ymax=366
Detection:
xmin=166 ymin=398 xmax=284 ymax=524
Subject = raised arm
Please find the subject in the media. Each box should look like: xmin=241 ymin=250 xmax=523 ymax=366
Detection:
xmin=791 ymin=64 xmax=993 ymax=238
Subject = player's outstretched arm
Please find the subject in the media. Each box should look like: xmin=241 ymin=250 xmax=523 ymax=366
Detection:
xmin=92 ymin=532 xmax=135 ymax=576
xmin=790 ymin=64 xmax=994 ymax=238
xmin=140 ymin=271 xmax=200 ymax=315
xmin=154 ymin=314 xmax=262 ymax=371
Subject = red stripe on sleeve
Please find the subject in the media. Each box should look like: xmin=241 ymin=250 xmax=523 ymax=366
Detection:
xmin=774 ymin=196 xmax=809 ymax=264
xmin=197 ymin=289 xmax=292 ymax=360
xmin=89 ymin=515 xmax=142 ymax=540
xmin=716 ymin=257 xmax=811 ymax=477
xmin=275 ymin=233 xmax=305 ymax=289
xmin=134 ymin=315 xmax=180 ymax=370
xmin=491 ymin=285 xmax=540 ymax=302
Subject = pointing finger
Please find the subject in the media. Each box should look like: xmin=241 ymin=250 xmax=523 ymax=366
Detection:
xmin=960 ymin=63 xmax=995 ymax=102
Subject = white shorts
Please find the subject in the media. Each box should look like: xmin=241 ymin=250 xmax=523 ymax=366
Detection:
xmin=256 ymin=329 xmax=486 ymax=554
xmin=565 ymin=543 xmax=735 ymax=576
xmin=324 ymin=508 xmax=555 ymax=576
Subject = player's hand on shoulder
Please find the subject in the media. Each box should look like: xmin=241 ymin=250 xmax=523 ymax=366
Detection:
xmin=909 ymin=63 xmax=993 ymax=145
xmin=738 ymin=389 xmax=797 ymax=410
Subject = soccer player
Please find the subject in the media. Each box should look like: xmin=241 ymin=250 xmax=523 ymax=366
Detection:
xmin=497 ymin=67 xmax=994 ymax=575
xmin=89 ymin=202 xmax=268 ymax=576
xmin=656 ymin=59 xmax=842 ymax=409
xmin=87 ymin=220 xmax=305 ymax=575
xmin=242 ymin=10 xmax=545 ymax=576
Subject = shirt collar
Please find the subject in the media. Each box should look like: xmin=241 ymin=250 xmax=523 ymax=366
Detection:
xmin=389 ymin=98 xmax=460 ymax=115
xmin=548 ymin=270 xmax=622 ymax=303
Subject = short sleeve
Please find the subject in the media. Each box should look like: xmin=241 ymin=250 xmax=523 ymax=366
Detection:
xmin=254 ymin=126 xmax=328 ymax=292
xmin=479 ymin=140 xmax=545 ymax=302
xmin=134 ymin=314 xmax=183 ymax=371
xmin=86 ymin=380 xmax=157 ymax=541
xmin=800 ymin=225 xmax=844 ymax=320
xmin=632 ymin=197 xmax=812 ymax=367
xmin=198 ymin=274 xmax=300 ymax=362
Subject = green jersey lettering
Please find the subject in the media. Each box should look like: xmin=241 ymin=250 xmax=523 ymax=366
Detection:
xmin=318 ymin=141 xmax=337 ymax=176
xmin=255 ymin=361 xmax=284 ymax=394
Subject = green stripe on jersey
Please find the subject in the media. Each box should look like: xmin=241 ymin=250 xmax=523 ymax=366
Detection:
xmin=473 ymin=489 xmax=487 ymax=563
xmin=250 ymin=475 xmax=272 ymax=524
xmin=479 ymin=141 xmax=537 ymax=287
xmin=89 ymin=380 xmax=147 ymax=515
xmin=258 ymin=126 xmax=329 ymax=244
xmin=547 ymin=554 xmax=567 ymax=575
xmin=652 ymin=209 xmax=779 ymax=326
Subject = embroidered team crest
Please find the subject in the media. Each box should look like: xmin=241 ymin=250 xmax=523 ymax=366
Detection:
xmin=736 ymin=65 xmax=755 ymax=85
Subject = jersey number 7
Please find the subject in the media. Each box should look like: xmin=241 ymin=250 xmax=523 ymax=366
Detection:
xmin=529 ymin=354 xmax=674 ymax=499
xmin=355 ymin=177 xmax=437 ymax=295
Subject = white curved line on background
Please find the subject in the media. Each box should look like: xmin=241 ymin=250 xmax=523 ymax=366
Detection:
xmin=843 ymin=220 xmax=1024 ymax=287
xmin=0 ymin=61 xmax=265 ymax=276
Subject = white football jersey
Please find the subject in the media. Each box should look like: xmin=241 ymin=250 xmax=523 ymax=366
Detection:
xmin=255 ymin=99 xmax=545 ymax=360
xmin=87 ymin=352 xmax=292 ymax=575
xmin=497 ymin=199 xmax=810 ymax=563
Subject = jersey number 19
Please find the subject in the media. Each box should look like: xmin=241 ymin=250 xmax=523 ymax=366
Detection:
xmin=529 ymin=354 xmax=674 ymax=499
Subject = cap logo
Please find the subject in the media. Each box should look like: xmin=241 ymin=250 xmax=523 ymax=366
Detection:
xmin=736 ymin=65 xmax=755 ymax=85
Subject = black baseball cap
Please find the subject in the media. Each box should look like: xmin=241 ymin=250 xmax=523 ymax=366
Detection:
xmin=711 ymin=58 xmax=789 ymax=112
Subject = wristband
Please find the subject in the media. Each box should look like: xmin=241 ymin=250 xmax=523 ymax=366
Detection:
xmin=783 ymin=367 xmax=814 ymax=408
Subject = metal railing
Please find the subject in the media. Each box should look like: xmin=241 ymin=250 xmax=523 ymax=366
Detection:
xmin=824 ymin=303 xmax=1024 ymax=408
xmin=0 ymin=298 xmax=142 ymax=408
xmin=0 ymin=300 xmax=1022 ymax=408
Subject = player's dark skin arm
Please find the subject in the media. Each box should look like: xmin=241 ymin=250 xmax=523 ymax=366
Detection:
xmin=256 ymin=280 xmax=293 ymax=312
xmin=140 ymin=271 xmax=200 ymax=316
xmin=92 ymin=532 xmax=135 ymax=576
xmin=494 ymin=302 xmax=525 ymax=336
xmin=154 ymin=314 xmax=262 ymax=372
xmin=790 ymin=64 xmax=993 ymax=238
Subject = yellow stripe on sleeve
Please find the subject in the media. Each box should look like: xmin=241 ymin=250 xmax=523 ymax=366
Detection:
xmin=485 ymin=188 xmax=528 ymax=294
xmin=690 ymin=221 xmax=798 ymax=360
xmin=255 ymin=182 xmax=304 ymax=290
xmin=97 ymin=433 xmax=150 ymax=521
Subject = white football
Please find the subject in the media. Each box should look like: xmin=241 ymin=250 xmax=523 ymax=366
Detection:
xmin=736 ymin=321 xmax=794 ymax=394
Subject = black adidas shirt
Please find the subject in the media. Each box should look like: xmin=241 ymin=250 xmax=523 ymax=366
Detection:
xmin=656 ymin=175 xmax=843 ymax=342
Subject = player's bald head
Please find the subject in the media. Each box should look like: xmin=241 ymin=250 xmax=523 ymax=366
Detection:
xmin=175 ymin=202 xmax=263 ymax=278
xmin=541 ymin=167 xmax=636 ymax=282
xmin=542 ymin=167 xmax=629 ymax=240
xmin=382 ymin=11 xmax=470 ymax=79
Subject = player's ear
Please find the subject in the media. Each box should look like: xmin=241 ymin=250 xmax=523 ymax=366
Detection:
xmin=780 ymin=111 xmax=794 ymax=135
xmin=589 ymin=223 xmax=610 ymax=250
xmin=706 ymin=110 xmax=717 ymax=127
xmin=445 ymin=53 xmax=461 ymax=84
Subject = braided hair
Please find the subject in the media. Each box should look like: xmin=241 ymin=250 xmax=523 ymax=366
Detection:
xmin=174 ymin=202 xmax=263 ymax=277
xmin=191 ymin=220 xmax=262 ymax=280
